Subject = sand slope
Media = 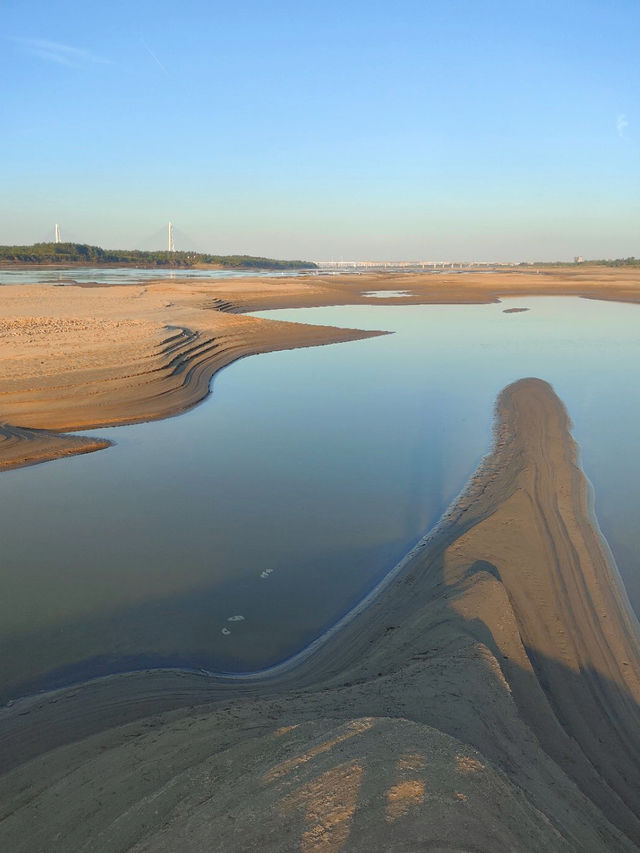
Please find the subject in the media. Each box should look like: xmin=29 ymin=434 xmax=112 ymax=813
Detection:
xmin=1 ymin=379 xmax=639 ymax=851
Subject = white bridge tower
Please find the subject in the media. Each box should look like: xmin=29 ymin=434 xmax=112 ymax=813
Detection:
xmin=168 ymin=221 xmax=175 ymax=253
xmin=54 ymin=224 xmax=61 ymax=244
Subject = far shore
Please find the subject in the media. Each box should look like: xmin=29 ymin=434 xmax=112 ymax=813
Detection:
xmin=0 ymin=261 xmax=230 ymax=270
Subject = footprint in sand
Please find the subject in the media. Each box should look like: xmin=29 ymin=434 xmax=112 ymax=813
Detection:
xmin=260 ymin=569 xmax=274 ymax=579
xmin=221 ymin=627 xmax=231 ymax=636
xmin=227 ymin=615 xmax=245 ymax=622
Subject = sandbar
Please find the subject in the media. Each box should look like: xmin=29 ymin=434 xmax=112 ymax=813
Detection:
xmin=1 ymin=379 xmax=639 ymax=851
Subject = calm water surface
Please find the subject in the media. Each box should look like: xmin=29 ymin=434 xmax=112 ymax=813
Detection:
xmin=361 ymin=290 xmax=411 ymax=298
xmin=0 ymin=266 xmax=309 ymax=286
xmin=1 ymin=296 xmax=638 ymax=698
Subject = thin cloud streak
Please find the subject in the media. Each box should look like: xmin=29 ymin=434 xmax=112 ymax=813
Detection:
xmin=141 ymin=38 xmax=169 ymax=76
xmin=13 ymin=37 xmax=111 ymax=66
xmin=616 ymin=113 xmax=629 ymax=139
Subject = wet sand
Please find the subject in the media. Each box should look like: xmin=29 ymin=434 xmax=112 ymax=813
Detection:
xmin=0 ymin=423 xmax=111 ymax=471
xmin=1 ymin=265 xmax=639 ymax=470
xmin=1 ymin=379 xmax=639 ymax=851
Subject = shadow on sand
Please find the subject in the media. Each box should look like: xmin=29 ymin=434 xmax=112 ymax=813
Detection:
xmin=1 ymin=378 xmax=640 ymax=852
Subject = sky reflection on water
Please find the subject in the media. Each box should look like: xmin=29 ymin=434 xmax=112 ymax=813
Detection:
xmin=0 ymin=296 xmax=638 ymax=697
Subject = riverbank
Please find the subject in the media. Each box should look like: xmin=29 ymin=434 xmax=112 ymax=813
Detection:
xmin=1 ymin=379 xmax=639 ymax=851
xmin=1 ymin=266 xmax=639 ymax=471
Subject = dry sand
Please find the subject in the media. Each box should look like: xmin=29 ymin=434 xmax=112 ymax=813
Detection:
xmin=1 ymin=265 xmax=639 ymax=470
xmin=1 ymin=379 xmax=639 ymax=852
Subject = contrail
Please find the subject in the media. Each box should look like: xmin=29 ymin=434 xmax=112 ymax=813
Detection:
xmin=141 ymin=38 xmax=169 ymax=76
xmin=13 ymin=37 xmax=110 ymax=66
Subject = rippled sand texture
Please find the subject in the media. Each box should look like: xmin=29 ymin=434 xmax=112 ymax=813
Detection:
xmin=0 ymin=280 xmax=385 ymax=468
xmin=1 ymin=379 xmax=639 ymax=852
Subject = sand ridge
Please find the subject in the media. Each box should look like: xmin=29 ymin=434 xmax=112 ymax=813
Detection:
xmin=1 ymin=379 xmax=639 ymax=851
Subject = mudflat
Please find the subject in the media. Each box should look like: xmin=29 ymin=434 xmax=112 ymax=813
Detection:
xmin=1 ymin=379 xmax=639 ymax=852
xmin=1 ymin=265 xmax=639 ymax=470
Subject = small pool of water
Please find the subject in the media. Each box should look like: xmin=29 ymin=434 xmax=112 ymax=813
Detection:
xmin=362 ymin=290 xmax=411 ymax=298
xmin=0 ymin=296 xmax=638 ymax=699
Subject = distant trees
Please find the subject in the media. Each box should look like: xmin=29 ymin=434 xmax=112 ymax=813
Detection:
xmin=0 ymin=243 xmax=317 ymax=270
xmin=519 ymin=257 xmax=639 ymax=268
xmin=589 ymin=256 xmax=639 ymax=266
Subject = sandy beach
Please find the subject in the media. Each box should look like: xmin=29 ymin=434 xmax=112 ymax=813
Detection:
xmin=1 ymin=266 xmax=640 ymax=470
xmin=1 ymin=377 xmax=639 ymax=851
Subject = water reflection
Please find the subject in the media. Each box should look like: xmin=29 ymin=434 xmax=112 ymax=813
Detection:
xmin=0 ymin=296 xmax=638 ymax=698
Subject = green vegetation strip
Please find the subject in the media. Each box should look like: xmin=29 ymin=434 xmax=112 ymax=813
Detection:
xmin=0 ymin=243 xmax=317 ymax=270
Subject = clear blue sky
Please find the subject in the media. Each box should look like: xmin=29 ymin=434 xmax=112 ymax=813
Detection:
xmin=2 ymin=0 xmax=638 ymax=261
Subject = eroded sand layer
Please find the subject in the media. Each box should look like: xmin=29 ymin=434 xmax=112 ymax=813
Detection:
xmin=1 ymin=380 xmax=639 ymax=852
xmin=1 ymin=266 xmax=639 ymax=470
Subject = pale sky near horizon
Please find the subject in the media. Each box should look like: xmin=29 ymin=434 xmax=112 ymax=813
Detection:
xmin=2 ymin=0 xmax=638 ymax=262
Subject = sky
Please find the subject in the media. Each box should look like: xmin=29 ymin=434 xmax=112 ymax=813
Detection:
xmin=1 ymin=0 xmax=639 ymax=261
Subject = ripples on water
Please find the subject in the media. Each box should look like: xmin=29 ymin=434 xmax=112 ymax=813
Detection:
xmin=0 ymin=296 xmax=638 ymax=697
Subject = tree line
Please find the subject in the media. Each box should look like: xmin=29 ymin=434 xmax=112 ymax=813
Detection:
xmin=520 ymin=257 xmax=639 ymax=267
xmin=0 ymin=242 xmax=317 ymax=270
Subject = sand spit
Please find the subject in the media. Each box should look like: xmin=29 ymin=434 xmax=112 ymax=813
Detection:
xmin=1 ymin=266 xmax=639 ymax=469
xmin=1 ymin=379 xmax=639 ymax=852
xmin=0 ymin=423 xmax=111 ymax=470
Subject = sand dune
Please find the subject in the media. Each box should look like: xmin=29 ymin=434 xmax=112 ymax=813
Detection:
xmin=1 ymin=379 xmax=639 ymax=851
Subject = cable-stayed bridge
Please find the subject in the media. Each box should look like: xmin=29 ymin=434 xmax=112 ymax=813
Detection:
xmin=40 ymin=223 xmax=202 ymax=253
xmin=39 ymin=226 xmax=518 ymax=268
